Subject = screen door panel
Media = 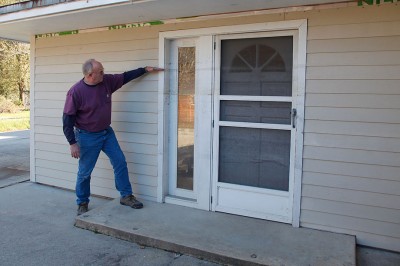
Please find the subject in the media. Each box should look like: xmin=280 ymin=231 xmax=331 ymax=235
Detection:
xmin=219 ymin=127 xmax=290 ymax=191
xmin=214 ymin=33 xmax=296 ymax=223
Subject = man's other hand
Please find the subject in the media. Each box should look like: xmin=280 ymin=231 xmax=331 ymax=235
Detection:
xmin=70 ymin=143 xmax=80 ymax=159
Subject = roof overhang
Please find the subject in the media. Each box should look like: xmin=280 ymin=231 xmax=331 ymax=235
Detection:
xmin=0 ymin=0 xmax=353 ymax=42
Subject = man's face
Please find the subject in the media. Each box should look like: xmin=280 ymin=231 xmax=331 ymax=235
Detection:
xmin=89 ymin=62 xmax=104 ymax=85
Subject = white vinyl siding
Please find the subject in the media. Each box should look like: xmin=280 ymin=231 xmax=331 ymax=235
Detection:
xmin=31 ymin=3 xmax=400 ymax=252
xmin=33 ymin=27 xmax=160 ymax=201
xmin=299 ymin=4 xmax=400 ymax=252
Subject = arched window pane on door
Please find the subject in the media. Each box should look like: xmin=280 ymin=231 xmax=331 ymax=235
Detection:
xmin=221 ymin=36 xmax=293 ymax=96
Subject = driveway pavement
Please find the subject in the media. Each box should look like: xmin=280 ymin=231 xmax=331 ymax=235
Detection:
xmin=0 ymin=130 xmax=30 ymax=188
xmin=0 ymin=131 xmax=219 ymax=265
xmin=0 ymin=130 xmax=399 ymax=265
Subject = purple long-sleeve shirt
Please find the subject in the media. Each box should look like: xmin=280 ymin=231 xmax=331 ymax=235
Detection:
xmin=63 ymin=68 xmax=146 ymax=145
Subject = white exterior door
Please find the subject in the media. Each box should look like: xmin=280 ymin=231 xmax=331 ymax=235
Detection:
xmin=159 ymin=20 xmax=306 ymax=225
xmin=212 ymin=31 xmax=298 ymax=223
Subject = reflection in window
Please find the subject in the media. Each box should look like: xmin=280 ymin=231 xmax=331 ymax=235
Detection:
xmin=230 ymin=44 xmax=286 ymax=73
xmin=177 ymin=47 xmax=195 ymax=191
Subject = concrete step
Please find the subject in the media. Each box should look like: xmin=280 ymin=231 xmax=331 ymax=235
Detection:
xmin=75 ymin=199 xmax=355 ymax=266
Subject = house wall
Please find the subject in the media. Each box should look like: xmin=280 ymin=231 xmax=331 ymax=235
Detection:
xmin=32 ymin=3 xmax=400 ymax=251
xmin=287 ymin=4 xmax=400 ymax=252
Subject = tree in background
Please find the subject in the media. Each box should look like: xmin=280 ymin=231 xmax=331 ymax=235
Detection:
xmin=0 ymin=0 xmax=19 ymax=6
xmin=0 ymin=40 xmax=30 ymax=107
xmin=0 ymin=0 xmax=30 ymax=109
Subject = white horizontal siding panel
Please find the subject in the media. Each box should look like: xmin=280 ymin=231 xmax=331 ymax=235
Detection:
xmin=112 ymin=91 xmax=157 ymax=102
xmin=36 ymin=174 xmax=157 ymax=201
xmin=35 ymin=73 xmax=82 ymax=83
xmin=303 ymin=146 xmax=400 ymax=167
xmin=112 ymin=112 xmax=157 ymax=123
xmin=303 ymin=159 xmax=399 ymax=182
xmin=35 ymin=117 xmax=62 ymax=127
xmin=36 ymin=28 xmax=158 ymax=48
xmin=308 ymin=36 xmax=400 ymax=53
xmin=36 ymin=158 xmax=75 ymax=173
xmin=304 ymin=133 xmax=400 ymax=153
xmin=112 ymin=102 xmax=157 ymax=114
xmin=35 ymin=125 xmax=63 ymax=136
xmin=36 ymin=174 xmax=75 ymax=190
xmin=35 ymin=133 xmax=65 ymax=144
xmin=36 ymin=148 xmax=157 ymax=168
xmin=37 ymin=164 xmax=157 ymax=189
xmin=36 ymin=54 xmax=157 ymax=67
xmin=307 ymin=65 xmax=400 ymax=80
xmin=35 ymin=39 xmax=158 ymax=57
xmin=303 ymin=172 xmax=400 ymax=196
xmin=111 ymin=122 xmax=157 ymax=135
xmin=36 ymin=100 xmax=65 ymax=109
xmin=114 ymin=131 xmax=157 ymax=145
xmin=302 ymin=197 xmax=400 ymax=224
xmin=308 ymin=51 xmax=400 ymax=67
xmin=305 ymin=120 xmax=400 ymax=138
xmin=308 ymin=21 xmax=400 ymax=40
xmin=36 ymin=139 xmax=157 ymax=160
xmin=306 ymin=107 xmax=400 ymax=123
xmin=302 ymin=185 xmax=400 ymax=210
xmin=117 ymin=142 xmax=157 ymax=155
xmin=118 ymin=80 xmax=159 ymax=92
xmin=37 ymin=166 xmax=157 ymax=188
xmin=301 ymin=221 xmax=400 ymax=252
xmin=36 ymin=142 xmax=67 ymax=153
xmin=36 ymin=64 xmax=80 ymax=74
xmin=36 ymin=83 xmax=71 ymax=92
xmin=301 ymin=210 xmax=400 ymax=238
xmin=35 ymin=108 xmax=63 ymax=118
xmin=300 ymin=4 xmax=400 ymax=26
xmin=306 ymin=79 xmax=400 ymax=94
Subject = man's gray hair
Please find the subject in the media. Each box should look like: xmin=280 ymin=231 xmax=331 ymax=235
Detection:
xmin=82 ymin=59 xmax=96 ymax=76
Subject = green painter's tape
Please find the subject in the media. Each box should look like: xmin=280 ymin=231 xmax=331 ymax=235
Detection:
xmin=58 ymin=30 xmax=79 ymax=36
xmin=358 ymin=0 xmax=394 ymax=5
xmin=36 ymin=30 xmax=79 ymax=39
xmin=36 ymin=20 xmax=164 ymax=39
xmin=109 ymin=20 xmax=164 ymax=30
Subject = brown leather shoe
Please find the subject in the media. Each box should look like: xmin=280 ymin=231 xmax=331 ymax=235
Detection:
xmin=120 ymin=195 xmax=143 ymax=209
xmin=77 ymin=202 xmax=89 ymax=215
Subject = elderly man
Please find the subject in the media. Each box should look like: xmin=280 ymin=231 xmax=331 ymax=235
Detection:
xmin=63 ymin=59 xmax=163 ymax=215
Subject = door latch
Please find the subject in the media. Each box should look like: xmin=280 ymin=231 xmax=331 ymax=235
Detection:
xmin=291 ymin=108 xmax=297 ymax=128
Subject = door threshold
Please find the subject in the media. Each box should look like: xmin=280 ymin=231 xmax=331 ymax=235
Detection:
xmin=165 ymin=195 xmax=199 ymax=208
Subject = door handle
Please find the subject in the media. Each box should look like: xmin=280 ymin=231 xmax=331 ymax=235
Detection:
xmin=291 ymin=108 xmax=297 ymax=128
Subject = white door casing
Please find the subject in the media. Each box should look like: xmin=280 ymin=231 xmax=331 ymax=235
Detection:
xmin=158 ymin=20 xmax=307 ymax=226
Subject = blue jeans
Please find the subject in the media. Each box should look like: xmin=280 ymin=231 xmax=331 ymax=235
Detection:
xmin=75 ymin=126 xmax=132 ymax=205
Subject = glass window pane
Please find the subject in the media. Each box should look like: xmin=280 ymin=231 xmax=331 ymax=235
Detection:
xmin=218 ymin=127 xmax=290 ymax=191
xmin=221 ymin=36 xmax=293 ymax=96
xmin=177 ymin=47 xmax=195 ymax=190
xmin=220 ymin=101 xmax=291 ymax=124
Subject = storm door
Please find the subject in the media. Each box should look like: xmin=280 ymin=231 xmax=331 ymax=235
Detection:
xmin=212 ymin=32 xmax=297 ymax=223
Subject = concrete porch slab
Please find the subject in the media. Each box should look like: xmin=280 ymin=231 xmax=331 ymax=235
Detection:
xmin=75 ymin=199 xmax=355 ymax=266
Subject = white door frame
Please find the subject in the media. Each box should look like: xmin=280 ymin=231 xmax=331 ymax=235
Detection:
xmin=158 ymin=19 xmax=307 ymax=226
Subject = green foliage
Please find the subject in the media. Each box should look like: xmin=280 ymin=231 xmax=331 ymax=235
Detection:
xmin=0 ymin=110 xmax=30 ymax=132
xmin=0 ymin=40 xmax=30 ymax=107
xmin=0 ymin=95 xmax=18 ymax=113
xmin=358 ymin=0 xmax=395 ymax=5
xmin=0 ymin=0 xmax=20 ymax=6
